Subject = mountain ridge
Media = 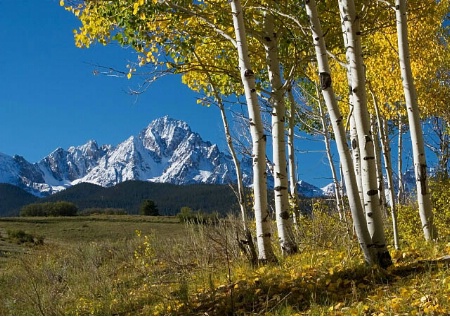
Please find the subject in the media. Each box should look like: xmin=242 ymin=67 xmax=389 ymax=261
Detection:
xmin=0 ymin=116 xmax=328 ymax=198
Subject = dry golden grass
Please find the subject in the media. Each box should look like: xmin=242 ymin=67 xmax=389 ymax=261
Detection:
xmin=0 ymin=190 xmax=449 ymax=315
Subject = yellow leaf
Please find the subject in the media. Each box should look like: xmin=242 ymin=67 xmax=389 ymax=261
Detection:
xmin=127 ymin=72 xmax=132 ymax=80
xmin=59 ymin=0 xmax=64 ymax=6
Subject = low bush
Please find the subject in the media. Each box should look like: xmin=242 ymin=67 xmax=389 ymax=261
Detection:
xmin=7 ymin=229 xmax=44 ymax=245
xmin=177 ymin=206 xmax=219 ymax=224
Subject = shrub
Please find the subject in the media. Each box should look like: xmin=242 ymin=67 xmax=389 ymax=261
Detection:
xmin=7 ymin=229 xmax=44 ymax=245
xmin=20 ymin=201 xmax=78 ymax=217
xmin=177 ymin=207 xmax=218 ymax=224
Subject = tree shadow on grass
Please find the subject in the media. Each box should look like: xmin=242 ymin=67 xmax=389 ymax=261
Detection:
xmin=177 ymin=256 xmax=450 ymax=315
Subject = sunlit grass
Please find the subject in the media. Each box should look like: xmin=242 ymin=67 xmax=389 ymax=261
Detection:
xmin=0 ymin=190 xmax=449 ymax=315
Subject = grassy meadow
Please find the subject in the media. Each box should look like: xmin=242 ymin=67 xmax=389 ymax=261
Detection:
xmin=1 ymin=193 xmax=450 ymax=315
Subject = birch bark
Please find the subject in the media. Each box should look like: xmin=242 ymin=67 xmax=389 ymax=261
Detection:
xmin=374 ymin=105 xmax=400 ymax=250
xmin=397 ymin=116 xmax=405 ymax=204
xmin=371 ymin=115 xmax=387 ymax=215
xmin=304 ymin=0 xmax=375 ymax=265
xmin=230 ymin=0 xmax=277 ymax=262
xmin=349 ymin=114 xmax=364 ymax=205
xmin=262 ymin=10 xmax=297 ymax=255
xmin=338 ymin=0 xmax=392 ymax=268
xmin=287 ymin=87 xmax=301 ymax=226
xmin=395 ymin=0 xmax=437 ymax=240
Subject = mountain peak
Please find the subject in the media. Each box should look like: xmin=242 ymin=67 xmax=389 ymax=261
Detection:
xmin=0 ymin=116 xmax=330 ymax=198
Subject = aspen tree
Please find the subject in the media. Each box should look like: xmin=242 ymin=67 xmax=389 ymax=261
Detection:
xmin=230 ymin=0 xmax=277 ymax=262
xmin=373 ymin=94 xmax=400 ymax=250
xmin=397 ymin=116 xmax=405 ymax=205
xmin=338 ymin=0 xmax=392 ymax=267
xmin=394 ymin=0 xmax=437 ymax=240
xmin=304 ymin=0 xmax=376 ymax=266
xmin=287 ymin=87 xmax=301 ymax=226
xmin=192 ymin=50 xmax=258 ymax=264
xmin=262 ymin=8 xmax=297 ymax=255
xmin=371 ymin=115 xmax=387 ymax=216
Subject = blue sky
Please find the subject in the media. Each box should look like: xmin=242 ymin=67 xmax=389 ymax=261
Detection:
xmin=0 ymin=0 xmax=365 ymax=188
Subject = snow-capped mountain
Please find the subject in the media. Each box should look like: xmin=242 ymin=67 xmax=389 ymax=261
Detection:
xmin=321 ymin=182 xmax=338 ymax=197
xmin=0 ymin=117 xmax=254 ymax=196
xmin=71 ymin=117 xmax=240 ymax=187
xmin=0 ymin=153 xmax=51 ymax=196
xmin=2 ymin=116 xmax=426 ymax=199
xmin=296 ymin=180 xmax=327 ymax=198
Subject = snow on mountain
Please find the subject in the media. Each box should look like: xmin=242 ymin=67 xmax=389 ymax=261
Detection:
xmin=72 ymin=117 xmax=241 ymax=187
xmin=321 ymin=182 xmax=337 ymax=197
xmin=38 ymin=140 xmax=109 ymax=186
xmin=0 ymin=153 xmax=51 ymax=196
xmin=0 ymin=116 xmax=253 ymax=196
xmin=296 ymin=180 xmax=326 ymax=198
xmin=4 ymin=116 xmax=421 ymax=199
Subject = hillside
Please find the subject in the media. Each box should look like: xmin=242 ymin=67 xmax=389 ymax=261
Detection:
xmin=0 ymin=184 xmax=38 ymax=216
xmin=7 ymin=181 xmax=240 ymax=216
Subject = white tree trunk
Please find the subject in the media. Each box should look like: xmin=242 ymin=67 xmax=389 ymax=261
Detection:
xmin=371 ymin=88 xmax=400 ymax=249
xmin=371 ymin=115 xmax=387 ymax=216
xmin=304 ymin=0 xmax=376 ymax=265
xmin=374 ymin=106 xmax=400 ymax=250
xmin=287 ymin=87 xmax=301 ymax=226
xmin=262 ymin=10 xmax=297 ymax=255
xmin=338 ymin=0 xmax=392 ymax=267
xmin=349 ymin=114 xmax=364 ymax=205
xmin=397 ymin=115 xmax=405 ymax=204
xmin=230 ymin=0 xmax=277 ymax=262
xmin=192 ymin=49 xmax=259 ymax=262
xmin=220 ymin=105 xmax=258 ymax=262
xmin=316 ymin=85 xmax=345 ymax=221
xmin=395 ymin=0 xmax=437 ymax=240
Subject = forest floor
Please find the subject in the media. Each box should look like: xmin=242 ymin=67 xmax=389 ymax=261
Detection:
xmin=0 ymin=212 xmax=449 ymax=315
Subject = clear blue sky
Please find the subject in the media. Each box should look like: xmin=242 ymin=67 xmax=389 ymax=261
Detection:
xmin=0 ymin=0 xmax=369 ymax=188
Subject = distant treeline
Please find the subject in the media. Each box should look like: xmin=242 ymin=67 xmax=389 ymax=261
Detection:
xmin=39 ymin=181 xmax=240 ymax=216
xmin=0 ymin=181 xmax=242 ymax=217
xmin=0 ymin=181 xmax=316 ymax=218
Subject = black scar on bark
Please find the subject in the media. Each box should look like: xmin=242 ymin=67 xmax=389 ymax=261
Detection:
xmin=319 ymin=72 xmax=332 ymax=90
xmin=244 ymin=69 xmax=254 ymax=77
xmin=419 ymin=163 xmax=428 ymax=194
